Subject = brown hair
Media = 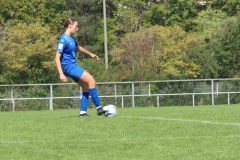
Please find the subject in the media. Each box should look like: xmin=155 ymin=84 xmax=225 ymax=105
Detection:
xmin=57 ymin=18 xmax=77 ymax=40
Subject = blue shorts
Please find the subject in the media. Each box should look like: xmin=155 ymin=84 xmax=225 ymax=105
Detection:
xmin=64 ymin=65 xmax=85 ymax=83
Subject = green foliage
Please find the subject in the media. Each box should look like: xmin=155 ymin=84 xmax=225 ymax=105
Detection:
xmin=187 ymin=46 xmax=218 ymax=79
xmin=142 ymin=3 xmax=167 ymax=27
xmin=194 ymin=8 xmax=227 ymax=40
xmin=165 ymin=0 xmax=198 ymax=29
xmin=0 ymin=23 xmax=57 ymax=84
xmin=210 ymin=16 xmax=240 ymax=78
xmin=96 ymin=19 xmax=118 ymax=51
xmin=108 ymin=0 xmax=156 ymax=39
xmin=110 ymin=27 xmax=160 ymax=81
xmin=0 ymin=0 xmax=240 ymax=84
xmin=210 ymin=0 xmax=240 ymax=16
xmin=152 ymin=26 xmax=201 ymax=79
xmin=111 ymin=0 xmax=144 ymax=34
xmin=65 ymin=0 xmax=106 ymax=57
xmin=110 ymin=25 xmax=217 ymax=80
xmin=0 ymin=0 xmax=70 ymax=33
xmin=79 ymin=58 xmax=119 ymax=82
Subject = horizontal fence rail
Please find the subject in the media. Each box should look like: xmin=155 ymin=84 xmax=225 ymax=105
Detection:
xmin=0 ymin=78 xmax=240 ymax=111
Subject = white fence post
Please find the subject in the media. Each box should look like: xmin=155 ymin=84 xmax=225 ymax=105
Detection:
xmin=149 ymin=83 xmax=151 ymax=95
xmin=50 ymin=84 xmax=53 ymax=110
xmin=114 ymin=84 xmax=117 ymax=106
xmin=132 ymin=82 xmax=135 ymax=107
xmin=192 ymin=94 xmax=195 ymax=106
xmin=228 ymin=93 xmax=230 ymax=105
xmin=211 ymin=80 xmax=214 ymax=105
xmin=11 ymin=88 xmax=15 ymax=111
xmin=122 ymin=96 xmax=124 ymax=108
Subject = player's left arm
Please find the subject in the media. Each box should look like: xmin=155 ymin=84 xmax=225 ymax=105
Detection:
xmin=77 ymin=46 xmax=99 ymax=60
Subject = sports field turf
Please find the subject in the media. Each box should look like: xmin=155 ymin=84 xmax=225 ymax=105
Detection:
xmin=1 ymin=105 xmax=240 ymax=160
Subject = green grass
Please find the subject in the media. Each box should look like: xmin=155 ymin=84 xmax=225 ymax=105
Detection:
xmin=1 ymin=105 xmax=240 ymax=160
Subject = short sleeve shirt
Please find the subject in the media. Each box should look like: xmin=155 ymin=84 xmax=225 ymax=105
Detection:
xmin=56 ymin=34 xmax=78 ymax=72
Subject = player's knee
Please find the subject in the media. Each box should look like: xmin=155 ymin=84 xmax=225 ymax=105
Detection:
xmin=88 ymin=79 xmax=96 ymax=88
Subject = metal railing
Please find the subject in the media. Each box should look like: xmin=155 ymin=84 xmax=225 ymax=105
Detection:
xmin=0 ymin=78 xmax=240 ymax=111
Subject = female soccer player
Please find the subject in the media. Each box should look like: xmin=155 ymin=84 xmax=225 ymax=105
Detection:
xmin=55 ymin=18 xmax=106 ymax=117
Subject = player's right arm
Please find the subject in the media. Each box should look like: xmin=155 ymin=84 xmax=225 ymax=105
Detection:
xmin=55 ymin=52 xmax=67 ymax=83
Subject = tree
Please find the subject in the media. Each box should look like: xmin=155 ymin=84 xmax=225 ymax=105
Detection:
xmin=65 ymin=0 xmax=109 ymax=59
xmin=109 ymin=25 xmax=217 ymax=80
xmin=151 ymin=26 xmax=201 ymax=79
xmin=0 ymin=0 xmax=70 ymax=33
xmin=0 ymin=23 xmax=57 ymax=84
xmin=210 ymin=16 xmax=240 ymax=78
xmin=110 ymin=27 xmax=158 ymax=81
xmin=0 ymin=26 xmax=6 ymax=83
xmin=165 ymin=0 xmax=198 ymax=31
xmin=194 ymin=8 xmax=227 ymax=40
xmin=210 ymin=0 xmax=240 ymax=16
xmin=142 ymin=3 xmax=167 ymax=27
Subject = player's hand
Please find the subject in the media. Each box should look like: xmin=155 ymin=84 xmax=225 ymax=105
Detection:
xmin=91 ymin=53 xmax=99 ymax=60
xmin=60 ymin=74 xmax=67 ymax=83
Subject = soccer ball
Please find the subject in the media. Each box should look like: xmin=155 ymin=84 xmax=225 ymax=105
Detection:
xmin=103 ymin=104 xmax=117 ymax=117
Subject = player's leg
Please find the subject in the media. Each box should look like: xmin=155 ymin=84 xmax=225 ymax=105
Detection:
xmin=80 ymin=71 xmax=106 ymax=115
xmin=64 ymin=66 xmax=90 ymax=117
xmin=78 ymin=80 xmax=90 ymax=117
xmin=64 ymin=65 xmax=105 ymax=116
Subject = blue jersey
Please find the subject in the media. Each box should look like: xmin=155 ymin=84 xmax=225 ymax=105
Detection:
xmin=56 ymin=34 xmax=78 ymax=72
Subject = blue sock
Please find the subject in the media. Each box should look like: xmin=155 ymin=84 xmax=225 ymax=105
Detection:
xmin=80 ymin=92 xmax=89 ymax=112
xmin=89 ymin=88 xmax=101 ymax=108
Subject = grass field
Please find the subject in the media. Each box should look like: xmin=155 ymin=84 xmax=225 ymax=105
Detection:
xmin=1 ymin=104 xmax=240 ymax=160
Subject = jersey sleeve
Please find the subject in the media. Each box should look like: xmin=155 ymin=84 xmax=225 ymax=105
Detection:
xmin=56 ymin=38 xmax=67 ymax=53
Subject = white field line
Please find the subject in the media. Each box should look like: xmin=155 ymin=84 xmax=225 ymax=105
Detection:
xmin=119 ymin=116 xmax=240 ymax=127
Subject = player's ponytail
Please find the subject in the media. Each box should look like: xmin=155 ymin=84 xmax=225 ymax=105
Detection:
xmin=57 ymin=18 xmax=77 ymax=40
xmin=57 ymin=25 xmax=65 ymax=40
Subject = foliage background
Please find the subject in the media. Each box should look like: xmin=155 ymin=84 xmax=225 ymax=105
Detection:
xmin=0 ymin=0 xmax=240 ymax=84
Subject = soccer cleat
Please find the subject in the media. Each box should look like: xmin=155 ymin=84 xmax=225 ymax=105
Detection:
xmin=97 ymin=107 xmax=106 ymax=116
xmin=79 ymin=113 xmax=90 ymax=118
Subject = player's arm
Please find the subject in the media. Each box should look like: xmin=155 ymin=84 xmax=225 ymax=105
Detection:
xmin=77 ymin=46 xmax=99 ymax=60
xmin=55 ymin=52 xmax=67 ymax=82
